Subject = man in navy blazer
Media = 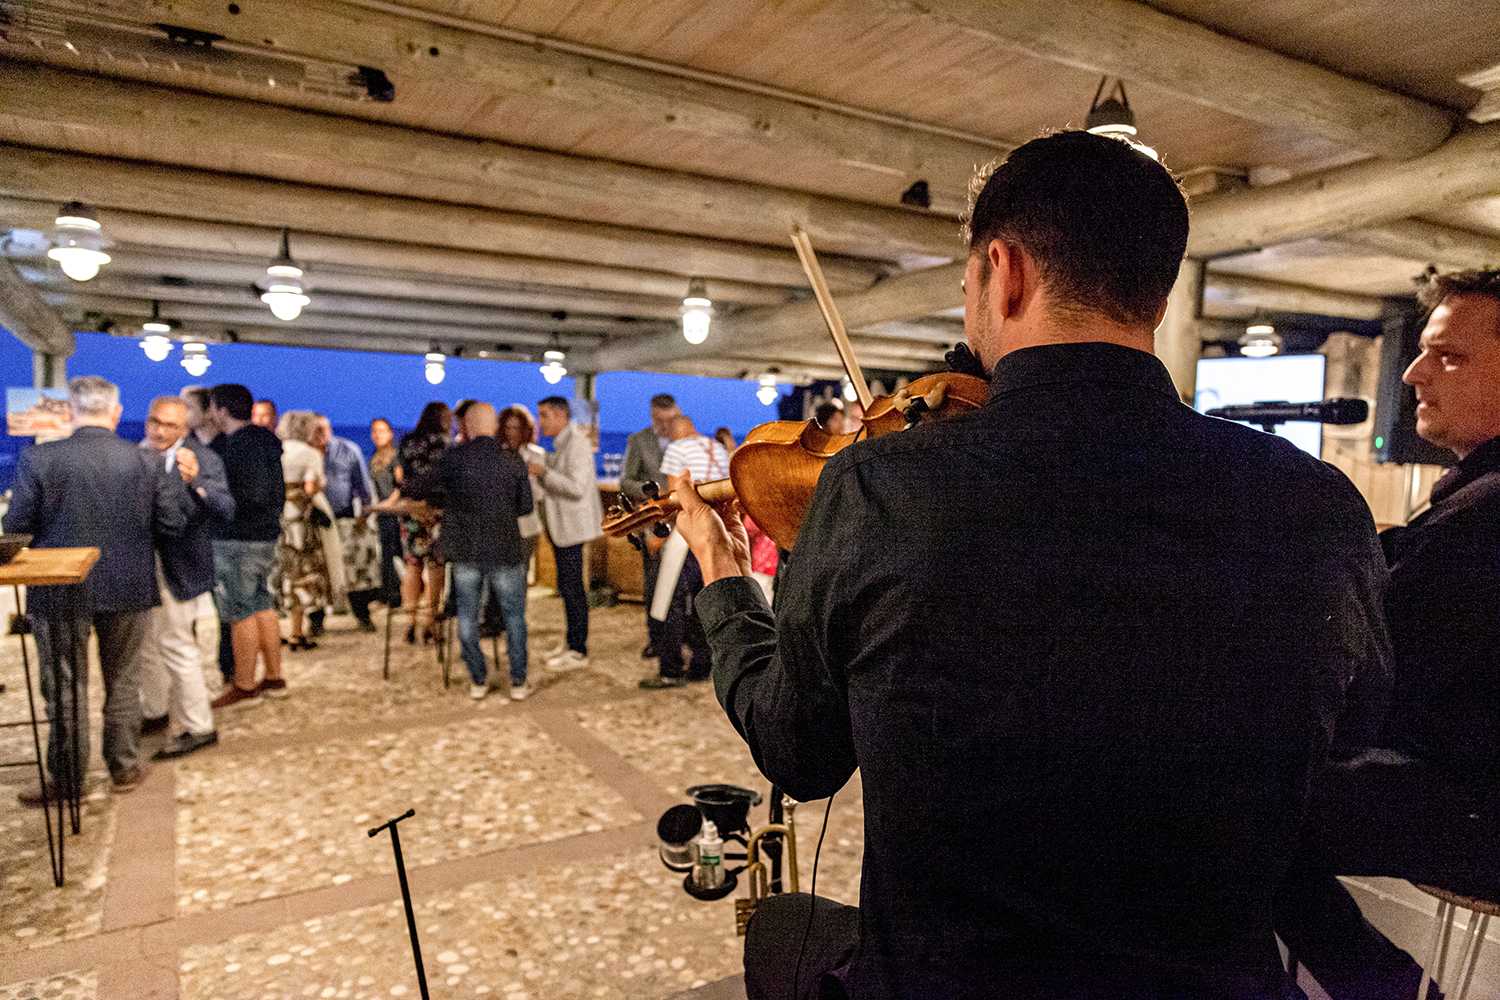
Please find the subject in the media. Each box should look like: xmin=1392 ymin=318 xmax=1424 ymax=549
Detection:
xmin=139 ymin=395 xmax=235 ymax=760
xmin=4 ymin=377 xmax=193 ymax=798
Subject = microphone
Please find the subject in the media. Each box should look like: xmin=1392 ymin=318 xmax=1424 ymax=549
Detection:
xmin=1205 ymin=398 xmax=1369 ymax=427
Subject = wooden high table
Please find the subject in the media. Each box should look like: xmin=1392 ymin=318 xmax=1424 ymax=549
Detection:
xmin=0 ymin=547 xmax=100 ymax=887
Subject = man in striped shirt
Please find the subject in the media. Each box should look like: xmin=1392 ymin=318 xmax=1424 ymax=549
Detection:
xmin=641 ymin=416 xmax=731 ymax=689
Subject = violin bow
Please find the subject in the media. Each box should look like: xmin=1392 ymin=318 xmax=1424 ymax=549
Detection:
xmin=789 ymin=226 xmax=874 ymax=409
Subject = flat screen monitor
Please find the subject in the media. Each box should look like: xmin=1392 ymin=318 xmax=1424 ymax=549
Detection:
xmin=1194 ymin=354 xmax=1328 ymax=459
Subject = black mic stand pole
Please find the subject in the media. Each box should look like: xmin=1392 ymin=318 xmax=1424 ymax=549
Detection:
xmin=368 ymin=809 xmax=430 ymax=1000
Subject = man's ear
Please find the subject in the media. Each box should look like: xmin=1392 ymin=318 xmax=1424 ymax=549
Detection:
xmin=985 ymin=239 xmax=1033 ymax=320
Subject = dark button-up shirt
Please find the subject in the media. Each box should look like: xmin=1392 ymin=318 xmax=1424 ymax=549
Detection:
xmin=426 ymin=437 xmax=533 ymax=568
xmin=148 ymin=435 xmax=236 ymax=601
xmin=697 ymin=343 xmax=1392 ymax=999
xmin=1379 ymin=435 xmax=1500 ymax=781
xmin=322 ymin=435 xmax=374 ymax=518
xmin=210 ymin=425 xmax=284 ymax=543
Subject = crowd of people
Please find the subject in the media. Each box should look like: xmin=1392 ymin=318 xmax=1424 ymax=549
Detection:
xmin=4 ymin=378 xmax=721 ymax=801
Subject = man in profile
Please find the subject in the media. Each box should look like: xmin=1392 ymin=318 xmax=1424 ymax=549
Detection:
xmin=670 ymin=131 xmax=1390 ymax=999
xmin=251 ymin=398 xmax=278 ymax=431
xmin=1275 ymin=269 xmax=1500 ymax=998
xmin=621 ymin=393 xmax=679 ymax=657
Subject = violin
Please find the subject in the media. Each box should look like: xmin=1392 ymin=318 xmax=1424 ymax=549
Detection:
xmin=602 ymin=228 xmax=988 ymax=550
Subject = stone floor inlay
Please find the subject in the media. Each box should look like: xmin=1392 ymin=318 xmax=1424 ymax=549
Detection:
xmin=0 ymin=789 xmax=115 ymax=950
xmin=175 ymin=713 xmax=639 ymax=912
xmin=0 ymin=969 xmax=97 ymax=1000
xmin=179 ymin=849 xmax=750 ymax=1000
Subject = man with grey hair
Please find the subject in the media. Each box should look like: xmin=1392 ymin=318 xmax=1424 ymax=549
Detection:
xmin=139 ymin=395 xmax=234 ymax=760
xmin=4 ymin=377 xmax=193 ymax=799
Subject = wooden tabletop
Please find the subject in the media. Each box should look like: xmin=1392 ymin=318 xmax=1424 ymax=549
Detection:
xmin=0 ymin=548 xmax=100 ymax=587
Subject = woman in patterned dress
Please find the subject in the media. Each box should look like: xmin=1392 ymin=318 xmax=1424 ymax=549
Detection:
xmin=394 ymin=401 xmax=452 ymax=643
xmin=277 ymin=410 xmax=332 ymax=651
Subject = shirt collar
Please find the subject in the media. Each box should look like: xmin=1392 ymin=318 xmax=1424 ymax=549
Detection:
xmin=987 ymin=342 xmax=1180 ymax=404
xmin=1431 ymin=435 xmax=1500 ymax=505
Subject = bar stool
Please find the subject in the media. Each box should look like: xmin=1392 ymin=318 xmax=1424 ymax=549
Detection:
xmin=1416 ymin=884 xmax=1499 ymax=1000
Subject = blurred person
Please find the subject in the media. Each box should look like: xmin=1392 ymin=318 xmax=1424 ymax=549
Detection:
xmin=180 ymin=386 xmax=217 ymax=447
xmin=207 ymin=383 xmax=286 ymax=709
xmin=393 ymin=401 xmax=452 ymax=643
xmin=813 ymin=398 xmax=846 ymax=435
xmin=501 ymin=404 xmax=546 ymax=567
xmin=620 ymin=393 xmax=679 ymax=657
xmin=845 ymin=400 xmax=865 ymax=435
xmin=276 ymin=411 xmax=341 ymax=652
xmin=368 ymin=418 xmax=403 ymax=610
xmin=640 ymin=414 xmax=729 ymax=690
xmin=530 ymin=396 xmax=602 ymax=671
xmin=138 ymin=396 xmax=232 ymax=760
xmin=714 ymin=426 xmax=738 ymax=454
xmin=427 ymin=404 xmax=534 ymax=701
xmin=6 ymin=377 xmax=192 ymax=800
xmin=251 ymin=398 xmax=278 ymax=431
xmin=309 ymin=415 xmax=379 ymax=634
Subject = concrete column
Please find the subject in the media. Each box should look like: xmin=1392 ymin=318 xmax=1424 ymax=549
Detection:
xmin=1155 ymin=259 xmax=1206 ymax=403
xmin=33 ymin=349 xmax=66 ymax=388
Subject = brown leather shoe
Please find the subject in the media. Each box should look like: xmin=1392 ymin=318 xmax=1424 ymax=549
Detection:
xmin=16 ymin=781 xmax=59 ymax=808
xmin=111 ymin=766 xmax=146 ymax=794
xmin=257 ymin=677 xmax=289 ymax=699
xmin=210 ymin=684 xmax=262 ymax=710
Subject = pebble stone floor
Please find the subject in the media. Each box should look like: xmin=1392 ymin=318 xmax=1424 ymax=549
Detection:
xmin=0 ymin=588 xmax=866 ymax=999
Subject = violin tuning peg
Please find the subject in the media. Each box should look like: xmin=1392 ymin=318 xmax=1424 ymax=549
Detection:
xmin=641 ymin=481 xmax=660 ymax=500
xmin=617 ymin=493 xmax=636 ymax=512
xmin=626 ymin=533 xmax=645 ymax=552
xmin=652 ymin=522 xmax=672 ymax=539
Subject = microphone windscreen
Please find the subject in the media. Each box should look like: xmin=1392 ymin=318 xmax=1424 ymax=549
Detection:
xmin=1324 ymin=398 xmax=1370 ymax=424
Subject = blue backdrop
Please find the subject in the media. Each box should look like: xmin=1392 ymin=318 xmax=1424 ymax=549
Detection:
xmin=1 ymin=331 xmax=788 ymax=490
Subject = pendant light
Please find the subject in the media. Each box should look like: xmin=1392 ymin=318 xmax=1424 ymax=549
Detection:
xmin=423 ymin=352 xmax=446 ymax=385
xmin=139 ymin=301 xmax=174 ymax=361
xmin=180 ymin=342 xmax=211 ymax=377
xmin=1086 ymin=78 xmax=1158 ymax=161
xmin=756 ymin=372 xmax=779 ymax=407
xmin=680 ymin=277 xmax=713 ymax=345
xmin=1239 ymin=320 xmax=1281 ymax=358
xmin=47 ymin=201 xmax=111 ymax=282
xmin=260 ymin=229 xmax=311 ymax=321
xmin=539 ymin=348 xmax=568 ymax=385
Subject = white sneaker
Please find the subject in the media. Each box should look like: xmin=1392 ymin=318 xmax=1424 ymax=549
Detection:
xmin=469 ymin=683 xmax=488 ymax=701
xmin=509 ymin=682 xmax=533 ymax=702
xmin=538 ymin=639 xmax=566 ymax=657
xmin=545 ymin=650 xmax=589 ymax=673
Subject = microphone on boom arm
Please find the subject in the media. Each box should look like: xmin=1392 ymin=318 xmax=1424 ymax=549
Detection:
xmin=1205 ymin=398 xmax=1369 ymax=432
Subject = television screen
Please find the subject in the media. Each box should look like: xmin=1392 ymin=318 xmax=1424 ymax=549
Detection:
xmin=1194 ymin=354 xmax=1328 ymax=458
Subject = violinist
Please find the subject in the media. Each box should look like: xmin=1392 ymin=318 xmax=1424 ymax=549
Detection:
xmin=668 ymin=130 xmax=1391 ymax=1000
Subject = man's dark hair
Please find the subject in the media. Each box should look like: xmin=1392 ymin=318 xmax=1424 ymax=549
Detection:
xmin=539 ymin=396 xmax=570 ymax=416
xmin=452 ymin=399 xmax=476 ymax=422
xmin=964 ymin=130 xmax=1189 ymax=328
xmin=649 ymin=393 xmax=677 ymax=410
xmin=813 ymin=399 xmax=844 ymax=427
xmin=208 ymin=383 xmax=253 ymax=421
xmin=1417 ymin=267 xmax=1500 ymax=314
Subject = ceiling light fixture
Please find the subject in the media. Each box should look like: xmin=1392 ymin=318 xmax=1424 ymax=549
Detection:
xmin=260 ymin=228 xmax=311 ymax=321
xmin=423 ymin=351 xmax=446 ymax=385
xmin=1239 ymin=320 xmax=1282 ymax=358
xmin=140 ymin=300 xmax=173 ymax=336
xmin=539 ymin=347 xmax=568 ymax=385
xmin=756 ymin=372 xmax=779 ymax=407
xmin=180 ymin=341 xmax=211 ymax=376
xmin=680 ymin=277 xmax=713 ymax=345
xmin=47 ymin=201 xmax=111 ymax=282
xmin=1086 ymin=77 xmax=1158 ymax=161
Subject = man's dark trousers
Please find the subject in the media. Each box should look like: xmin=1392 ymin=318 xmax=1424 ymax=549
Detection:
xmin=34 ymin=610 xmax=149 ymax=789
xmin=641 ymin=547 xmax=663 ymax=651
xmin=658 ymin=553 xmax=710 ymax=680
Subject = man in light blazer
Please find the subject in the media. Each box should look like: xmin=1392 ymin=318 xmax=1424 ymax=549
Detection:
xmin=619 ymin=393 xmax=679 ymax=657
xmin=530 ymin=396 xmax=603 ymax=672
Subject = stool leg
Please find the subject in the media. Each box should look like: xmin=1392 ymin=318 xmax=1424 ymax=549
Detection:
xmin=1453 ymin=913 xmax=1490 ymax=1000
xmin=1420 ymin=900 xmax=1454 ymax=1000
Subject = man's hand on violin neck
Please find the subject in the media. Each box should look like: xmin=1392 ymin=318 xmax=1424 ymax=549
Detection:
xmin=668 ymin=471 xmax=752 ymax=585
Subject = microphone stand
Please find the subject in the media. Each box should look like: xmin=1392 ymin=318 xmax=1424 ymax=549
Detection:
xmin=368 ymin=809 xmax=430 ymax=1000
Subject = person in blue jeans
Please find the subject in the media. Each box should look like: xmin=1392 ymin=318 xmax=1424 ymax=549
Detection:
xmin=413 ymin=404 xmax=534 ymax=701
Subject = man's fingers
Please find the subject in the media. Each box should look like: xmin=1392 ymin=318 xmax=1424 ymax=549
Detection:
xmin=669 ymin=471 xmax=704 ymax=514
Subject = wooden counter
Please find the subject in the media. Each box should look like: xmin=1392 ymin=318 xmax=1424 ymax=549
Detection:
xmin=0 ymin=547 xmax=100 ymax=587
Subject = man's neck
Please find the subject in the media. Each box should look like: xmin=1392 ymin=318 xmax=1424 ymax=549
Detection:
xmin=984 ymin=311 xmax=1156 ymax=368
xmin=72 ymin=418 xmax=114 ymax=432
